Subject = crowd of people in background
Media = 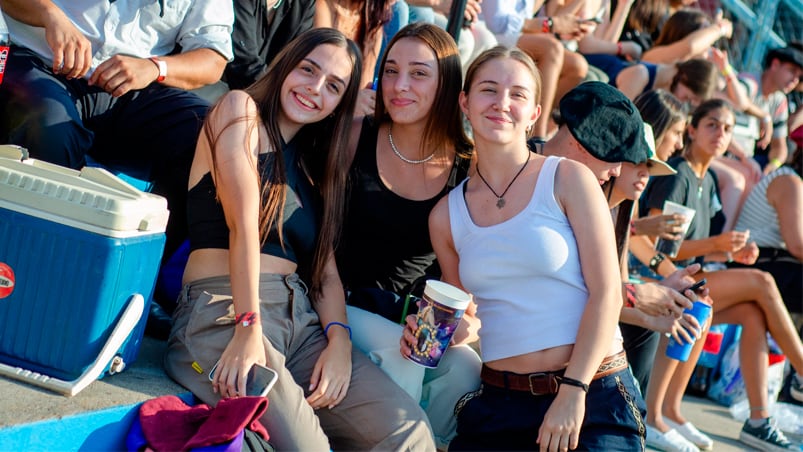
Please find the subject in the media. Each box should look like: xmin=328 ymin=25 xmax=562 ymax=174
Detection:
xmin=1 ymin=0 xmax=802 ymax=450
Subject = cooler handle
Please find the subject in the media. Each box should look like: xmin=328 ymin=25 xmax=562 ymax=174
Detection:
xmin=79 ymin=166 xmax=149 ymax=197
xmin=0 ymin=144 xmax=150 ymax=198
xmin=0 ymin=145 xmax=87 ymax=178
xmin=0 ymin=294 xmax=145 ymax=397
xmin=0 ymin=144 xmax=29 ymax=160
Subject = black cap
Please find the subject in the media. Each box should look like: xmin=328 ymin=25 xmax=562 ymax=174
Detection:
xmin=766 ymin=45 xmax=803 ymax=70
xmin=559 ymin=81 xmax=649 ymax=164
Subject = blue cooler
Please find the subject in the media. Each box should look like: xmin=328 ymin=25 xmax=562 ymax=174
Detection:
xmin=0 ymin=145 xmax=168 ymax=396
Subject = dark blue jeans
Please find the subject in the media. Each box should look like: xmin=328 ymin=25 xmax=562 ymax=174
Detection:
xmin=0 ymin=46 xmax=210 ymax=259
xmin=450 ymin=368 xmax=646 ymax=451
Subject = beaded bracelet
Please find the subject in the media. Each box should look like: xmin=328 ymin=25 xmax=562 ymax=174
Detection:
xmin=324 ymin=321 xmax=352 ymax=340
xmin=556 ymin=375 xmax=589 ymax=393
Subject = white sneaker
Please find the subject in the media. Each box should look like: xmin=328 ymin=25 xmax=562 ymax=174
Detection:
xmin=664 ymin=419 xmax=713 ymax=450
xmin=646 ymin=425 xmax=699 ymax=452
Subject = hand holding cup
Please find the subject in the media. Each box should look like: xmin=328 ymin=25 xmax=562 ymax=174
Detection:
xmin=655 ymin=201 xmax=696 ymax=258
xmin=403 ymin=281 xmax=470 ymax=368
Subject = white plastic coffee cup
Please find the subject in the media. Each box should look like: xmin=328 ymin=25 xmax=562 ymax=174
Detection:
xmin=406 ymin=280 xmax=471 ymax=368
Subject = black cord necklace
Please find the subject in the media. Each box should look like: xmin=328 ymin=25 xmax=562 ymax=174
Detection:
xmin=476 ymin=155 xmax=531 ymax=209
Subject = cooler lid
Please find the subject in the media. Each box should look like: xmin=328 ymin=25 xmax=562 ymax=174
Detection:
xmin=0 ymin=145 xmax=169 ymax=233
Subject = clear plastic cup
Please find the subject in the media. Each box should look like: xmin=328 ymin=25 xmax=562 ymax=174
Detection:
xmin=655 ymin=200 xmax=696 ymax=258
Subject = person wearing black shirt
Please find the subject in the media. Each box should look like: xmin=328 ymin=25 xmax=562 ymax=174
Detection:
xmin=224 ymin=0 xmax=316 ymax=90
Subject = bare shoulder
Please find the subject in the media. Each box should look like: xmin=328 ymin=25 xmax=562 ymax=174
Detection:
xmin=554 ymin=157 xmax=597 ymax=186
xmin=429 ymin=193 xmax=453 ymax=233
xmin=767 ymin=172 xmax=803 ymax=202
xmin=215 ymin=90 xmax=259 ymax=117
xmin=207 ymin=90 xmax=263 ymax=162
xmin=552 ymin=157 xmax=604 ymax=208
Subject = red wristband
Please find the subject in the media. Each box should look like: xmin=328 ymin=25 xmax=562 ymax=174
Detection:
xmin=542 ymin=17 xmax=553 ymax=33
xmin=629 ymin=220 xmax=636 ymax=236
xmin=235 ymin=311 xmax=258 ymax=327
xmin=616 ymin=42 xmax=624 ymax=57
xmin=149 ymin=56 xmax=167 ymax=82
xmin=624 ymin=283 xmax=637 ymax=308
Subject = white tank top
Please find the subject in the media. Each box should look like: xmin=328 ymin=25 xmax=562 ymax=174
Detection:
xmin=736 ymin=167 xmax=797 ymax=249
xmin=448 ymin=156 xmax=614 ymax=362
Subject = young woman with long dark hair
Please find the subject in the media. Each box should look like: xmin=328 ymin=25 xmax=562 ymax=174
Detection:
xmin=164 ymin=28 xmax=433 ymax=450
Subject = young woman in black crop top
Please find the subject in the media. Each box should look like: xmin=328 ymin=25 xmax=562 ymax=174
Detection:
xmin=335 ymin=23 xmax=479 ymax=449
xmin=164 ymin=28 xmax=433 ymax=450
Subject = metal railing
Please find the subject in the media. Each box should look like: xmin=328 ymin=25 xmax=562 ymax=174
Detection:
xmin=698 ymin=0 xmax=802 ymax=73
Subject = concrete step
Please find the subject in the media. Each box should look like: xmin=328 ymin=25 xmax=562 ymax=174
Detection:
xmin=1 ymin=335 xmax=799 ymax=451
xmin=0 ymin=337 xmax=188 ymax=450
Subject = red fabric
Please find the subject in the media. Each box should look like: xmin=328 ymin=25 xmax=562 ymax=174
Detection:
xmin=138 ymin=395 xmax=269 ymax=451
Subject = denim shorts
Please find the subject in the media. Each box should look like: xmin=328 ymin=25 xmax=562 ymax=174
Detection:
xmin=450 ymin=368 xmax=646 ymax=451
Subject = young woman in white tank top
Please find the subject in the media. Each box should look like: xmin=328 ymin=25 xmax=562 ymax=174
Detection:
xmin=401 ymin=46 xmax=646 ymax=450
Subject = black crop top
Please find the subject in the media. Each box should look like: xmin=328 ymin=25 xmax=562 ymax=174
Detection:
xmin=187 ymin=141 xmax=320 ymax=276
xmin=337 ymin=118 xmax=470 ymax=296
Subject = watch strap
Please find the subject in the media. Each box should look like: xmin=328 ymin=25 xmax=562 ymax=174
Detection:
xmin=649 ymin=253 xmax=665 ymax=272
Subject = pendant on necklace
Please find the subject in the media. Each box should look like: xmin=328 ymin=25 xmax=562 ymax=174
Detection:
xmin=697 ymin=184 xmax=703 ymax=199
xmin=496 ymin=198 xmax=506 ymax=209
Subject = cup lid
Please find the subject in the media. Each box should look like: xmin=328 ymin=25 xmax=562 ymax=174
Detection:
xmin=424 ymin=280 xmax=471 ymax=309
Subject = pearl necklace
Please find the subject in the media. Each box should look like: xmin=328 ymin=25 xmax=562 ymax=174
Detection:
xmin=388 ymin=125 xmax=435 ymax=165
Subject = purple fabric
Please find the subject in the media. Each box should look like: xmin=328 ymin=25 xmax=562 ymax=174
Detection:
xmin=131 ymin=395 xmax=268 ymax=451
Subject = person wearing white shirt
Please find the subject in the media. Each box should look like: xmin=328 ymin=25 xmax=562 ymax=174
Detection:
xmin=0 ymin=0 xmax=234 ymax=261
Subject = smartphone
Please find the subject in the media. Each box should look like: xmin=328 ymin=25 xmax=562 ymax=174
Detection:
xmin=683 ymin=278 xmax=707 ymax=294
xmin=209 ymin=362 xmax=279 ymax=397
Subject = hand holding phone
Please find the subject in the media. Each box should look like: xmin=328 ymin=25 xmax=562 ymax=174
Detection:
xmin=209 ymin=362 xmax=278 ymax=397
xmin=682 ymin=278 xmax=707 ymax=294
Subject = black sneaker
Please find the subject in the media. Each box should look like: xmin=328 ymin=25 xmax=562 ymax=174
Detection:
xmin=739 ymin=418 xmax=796 ymax=451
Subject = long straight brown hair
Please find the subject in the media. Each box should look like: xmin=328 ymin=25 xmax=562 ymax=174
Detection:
xmin=374 ymin=22 xmax=472 ymax=159
xmin=204 ymin=28 xmax=362 ymax=296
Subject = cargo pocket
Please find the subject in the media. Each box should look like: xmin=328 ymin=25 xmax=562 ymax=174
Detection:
xmin=183 ymin=291 xmax=237 ymax=374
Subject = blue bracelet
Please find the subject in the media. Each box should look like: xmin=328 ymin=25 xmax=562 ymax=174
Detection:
xmin=324 ymin=321 xmax=352 ymax=340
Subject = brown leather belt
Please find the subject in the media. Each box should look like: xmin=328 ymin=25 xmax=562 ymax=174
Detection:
xmin=480 ymin=351 xmax=628 ymax=395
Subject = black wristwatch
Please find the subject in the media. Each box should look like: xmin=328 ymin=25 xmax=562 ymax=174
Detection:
xmin=649 ymin=253 xmax=665 ymax=272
